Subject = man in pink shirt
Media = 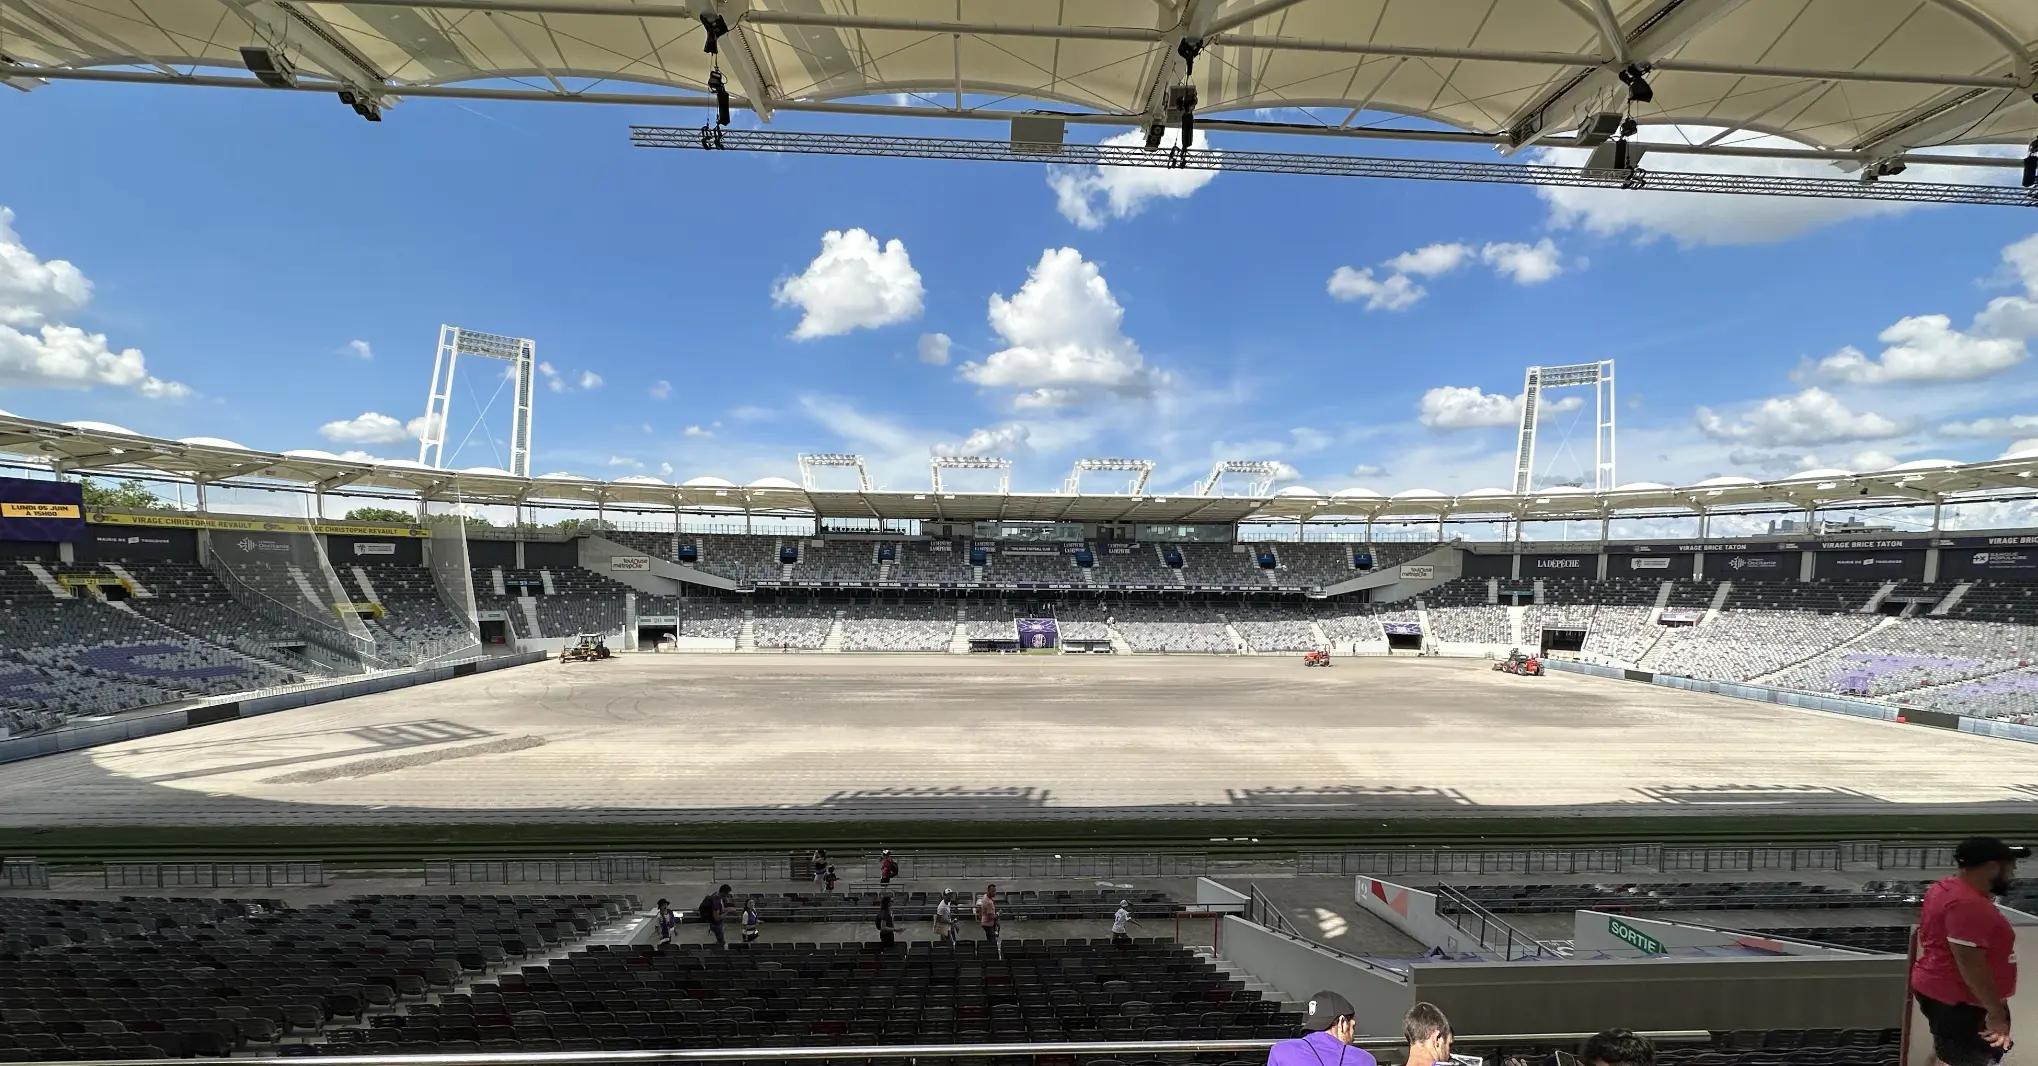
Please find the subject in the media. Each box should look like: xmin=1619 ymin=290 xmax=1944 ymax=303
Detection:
xmin=1912 ymin=836 xmax=2028 ymax=1066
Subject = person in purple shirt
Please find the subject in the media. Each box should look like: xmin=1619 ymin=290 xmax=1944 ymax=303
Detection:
xmin=1266 ymin=991 xmax=1376 ymax=1066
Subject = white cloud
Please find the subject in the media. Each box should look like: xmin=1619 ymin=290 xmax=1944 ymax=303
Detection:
xmin=658 ymin=461 xmax=675 ymax=477
xmin=1418 ymin=386 xmax=1580 ymax=429
xmin=2005 ymin=438 xmax=2038 ymax=459
xmin=0 ymin=207 xmax=188 ymax=399
xmin=1942 ymin=414 xmax=2038 ymax=438
xmin=1534 ymin=125 xmax=2016 ymax=246
xmin=960 ymin=247 xmax=1167 ymax=407
xmin=936 ymin=423 xmax=1031 ymax=456
xmin=538 ymin=361 xmax=564 ymax=392
xmin=917 ymin=332 xmax=952 ymax=366
xmin=729 ymin=405 xmax=775 ymax=422
xmin=319 ymin=411 xmax=413 ymax=445
xmin=1327 ymin=266 xmax=1424 ymax=311
xmin=1801 ymin=314 xmax=2026 ymax=385
xmin=1288 ymin=427 xmax=1333 ymax=454
xmin=577 ymin=370 xmax=603 ymax=390
xmin=1384 ymin=242 xmax=1473 ymax=278
xmin=683 ymin=424 xmax=713 ymax=438
xmin=535 ymin=361 xmax=603 ymax=394
xmin=331 ymin=449 xmax=398 ymax=464
xmin=772 ymin=228 xmax=924 ymax=339
xmin=607 ymin=455 xmax=642 ymax=468
xmin=1696 ymin=387 xmax=1906 ymax=446
xmin=1349 ymin=463 xmax=1388 ymax=478
xmin=0 ymin=207 xmax=89 ymax=327
xmin=343 ymin=339 xmax=373 ymax=360
xmin=1046 ymin=128 xmax=1217 ymax=229
xmin=649 ymin=379 xmax=672 ymax=400
xmin=1480 ymin=238 xmax=1564 ymax=284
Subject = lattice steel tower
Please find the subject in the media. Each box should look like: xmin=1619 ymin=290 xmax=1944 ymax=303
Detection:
xmin=416 ymin=325 xmax=536 ymax=477
xmin=1512 ymin=360 xmax=1615 ymax=494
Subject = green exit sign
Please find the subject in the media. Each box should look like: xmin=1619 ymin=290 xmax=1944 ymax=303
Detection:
xmin=1608 ymin=915 xmax=1666 ymax=954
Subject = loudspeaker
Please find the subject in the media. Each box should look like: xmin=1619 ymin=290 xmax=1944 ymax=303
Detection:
xmin=239 ymin=46 xmax=296 ymax=88
xmin=1574 ymin=111 xmax=1625 ymax=147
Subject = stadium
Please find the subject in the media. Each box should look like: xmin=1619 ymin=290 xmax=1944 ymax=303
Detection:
xmin=6 ymin=1 xmax=2038 ymax=1065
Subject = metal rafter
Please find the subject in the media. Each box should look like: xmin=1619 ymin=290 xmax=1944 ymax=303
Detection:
xmin=1502 ymin=0 xmax=1751 ymax=152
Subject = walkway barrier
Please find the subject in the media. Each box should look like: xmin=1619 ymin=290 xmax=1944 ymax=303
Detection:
xmin=1434 ymin=884 xmax=1559 ymax=961
xmin=102 ymin=861 xmax=324 ymax=890
xmin=1878 ymin=844 xmax=1958 ymax=870
xmin=1660 ymin=845 xmax=1840 ymax=872
xmin=2 ymin=856 xmax=49 ymax=889
xmin=1300 ymin=845 xmax=1650 ymax=876
xmin=50 ymin=1032 xmax=1715 ymax=1066
xmin=423 ymin=854 xmax=662 ymax=885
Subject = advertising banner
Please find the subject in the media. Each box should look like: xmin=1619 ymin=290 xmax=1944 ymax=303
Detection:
xmin=611 ymin=555 xmax=652 ymax=572
xmin=1711 ymin=551 xmax=1794 ymax=580
xmin=76 ymin=525 xmax=195 ymax=562
xmin=1940 ymin=548 xmax=2038 ymax=578
xmin=0 ymin=477 xmax=83 ymax=543
xmin=1524 ymin=554 xmax=1591 ymax=572
xmin=1626 ymin=557 xmax=1674 ymax=570
xmin=1462 ymin=553 xmax=1513 ymax=578
xmin=352 ymin=542 xmax=396 ymax=556
xmin=1382 ymin=621 xmax=1423 ymax=636
xmin=1398 ymin=564 xmax=1435 ymax=580
xmin=1016 ymin=617 xmax=1059 ymax=650
xmin=1812 ymin=549 xmax=1924 ymax=580
xmin=209 ymin=531 xmax=314 ymax=562
xmin=1660 ymin=608 xmax=1705 ymax=623
xmin=85 ymin=509 xmax=426 ymax=537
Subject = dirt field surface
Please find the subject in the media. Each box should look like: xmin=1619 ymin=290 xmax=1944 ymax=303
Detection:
xmin=3 ymin=654 xmax=2037 ymax=826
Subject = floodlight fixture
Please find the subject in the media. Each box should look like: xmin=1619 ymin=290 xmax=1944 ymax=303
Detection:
xmin=1063 ymin=458 xmax=1154 ymax=495
xmin=930 ymin=455 xmax=1011 ymax=494
xmin=798 ymin=453 xmax=873 ymax=492
xmin=417 ymin=326 xmax=536 ymax=476
xmin=1617 ymin=65 xmax=1654 ymax=104
xmin=1196 ymin=460 xmax=1280 ymax=498
xmin=1512 ymin=360 xmax=1616 ymax=496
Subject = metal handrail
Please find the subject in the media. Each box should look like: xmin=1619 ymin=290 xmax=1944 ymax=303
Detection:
xmin=1435 ymin=883 xmax=1559 ymax=960
xmin=50 ymin=1033 xmax=1718 ymax=1066
xmin=1248 ymin=881 xmax=1301 ymax=937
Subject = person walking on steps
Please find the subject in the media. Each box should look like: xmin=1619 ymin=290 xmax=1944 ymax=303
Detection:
xmin=933 ymin=889 xmax=958 ymax=946
xmin=975 ymin=883 xmax=1001 ymax=949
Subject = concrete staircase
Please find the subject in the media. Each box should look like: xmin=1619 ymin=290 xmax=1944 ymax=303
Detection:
xmin=1105 ymin=621 xmax=1134 ymax=655
xmin=517 ymin=597 xmax=543 ymax=639
xmin=1932 ymin=582 xmax=1973 ymax=616
xmin=1223 ymin=619 xmax=1250 ymax=654
xmin=737 ymin=612 xmax=756 ymax=651
xmin=822 ymin=614 xmax=845 ymax=652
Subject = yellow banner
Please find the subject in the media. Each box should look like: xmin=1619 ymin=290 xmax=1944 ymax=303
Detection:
xmin=333 ymin=601 xmax=386 ymax=618
xmin=2 ymin=502 xmax=81 ymax=519
xmin=59 ymin=574 xmax=129 ymax=588
xmin=85 ymin=510 xmax=428 ymax=538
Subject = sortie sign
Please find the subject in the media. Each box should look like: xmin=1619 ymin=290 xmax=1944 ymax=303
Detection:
xmin=1608 ymin=915 xmax=1665 ymax=954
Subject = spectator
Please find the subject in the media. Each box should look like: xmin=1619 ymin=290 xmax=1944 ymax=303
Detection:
xmin=653 ymin=898 xmax=678 ymax=945
xmin=810 ymin=849 xmax=828 ymax=885
xmin=879 ymin=849 xmax=900 ymax=886
xmin=698 ymin=884 xmax=734 ymax=949
xmin=1111 ymin=899 xmax=1142 ymax=948
xmin=741 ymin=897 xmax=760 ymax=945
xmin=1913 ymin=836 xmax=2027 ymax=1066
xmin=933 ymin=889 xmax=958 ymax=946
xmin=875 ymin=893 xmax=898 ymax=952
xmin=823 ymin=864 xmax=839 ymax=892
xmin=975 ymin=884 xmax=1001 ymax=946
xmin=1580 ymin=1030 xmax=1655 ymax=1066
xmin=1403 ymin=1002 xmax=1452 ymax=1066
xmin=1265 ymin=990 xmax=1372 ymax=1066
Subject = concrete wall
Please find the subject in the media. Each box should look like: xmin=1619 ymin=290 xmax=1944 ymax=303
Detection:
xmin=1196 ymin=878 xmax=1249 ymax=912
xmin=1354 ymin=876 xmax=1477 ymax=954
xmin=583 ymin=535 xmax=740 ymax=592
xmin=1414 ymin=953 xmax=1906 ymax=1033
xmin=1219 ymin=916 xmax=1414 ymax=1038
xmin=1571 ymin=910 xmax=1865 ymax=957
xmin=0 ymin=653 xmax=545 ymax=764
xmin=1315 ymin=545 xmax=1464 ymax=602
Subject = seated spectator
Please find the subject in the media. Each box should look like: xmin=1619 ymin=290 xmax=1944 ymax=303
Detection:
xmin=1404 ymin=1002 xmax=1453 ymax=1066
xmin=1265 ymin=990 xmax=1373 ymax=1066
xmin=1581 ymin=1030 xmax=1655 ymax=1066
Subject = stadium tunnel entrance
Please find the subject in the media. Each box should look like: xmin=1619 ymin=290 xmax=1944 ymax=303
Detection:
xmin=636 ymin=623 xmax=675 ymax=651
xmin=1540 ymin=628 xmax=1586 ymax=656
xmin=479 ymin=618 xmax=511 ymax=646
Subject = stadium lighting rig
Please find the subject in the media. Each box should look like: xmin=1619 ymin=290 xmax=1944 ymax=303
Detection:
xmin=797 ymin=453 xmax=872 ymax=492
xmin=631 ymin=126 xmax=2038 ymax=209
xmin=1514 ymin=361 xmax=1616 ymax=496
xmin=930 ymin=455 xmax=1011 ymax=494
xmin=1063 ymin=458 xmax=1155 ymax=496
xmin=1196 ymin=461 xmax=1281 ymax=498
xmin=417 ymin=326 xmax=536 ymax=477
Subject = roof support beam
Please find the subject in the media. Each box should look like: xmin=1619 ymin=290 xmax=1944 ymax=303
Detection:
xmin=1926 ymin=0 xmax=2034 ymax=83
xmin=1848 ymin=86 xmax=2026 ymax=166
xmin=1503 ymin=0 xmax=1751 ymax=152
xmin=1135 ymin=0 xmax=1219 ymax=134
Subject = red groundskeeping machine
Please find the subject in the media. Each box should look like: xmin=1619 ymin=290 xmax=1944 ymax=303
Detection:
xmin=1493 ymin=649 xmax=1543 ymax=676
xmin=1302 ymin=649 xmax=1332 ymax=667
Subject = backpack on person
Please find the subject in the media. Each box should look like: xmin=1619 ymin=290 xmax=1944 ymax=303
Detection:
xmin=698 ymin=893 xmax=719 ymax=922
xmin=880 ymin=856 xmax=899 ymax=880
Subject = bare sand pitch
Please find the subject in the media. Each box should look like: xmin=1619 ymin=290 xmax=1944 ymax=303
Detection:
xmin=2 ymin=654 xmax=2036 ymax=825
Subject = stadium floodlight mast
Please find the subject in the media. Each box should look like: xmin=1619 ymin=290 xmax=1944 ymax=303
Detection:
xmin=797 ymin=453 xmax=873 ymax=492
xmin=930 ymin=455 xmax=1012 ymax=494
xmin=1063 ymin=458 xmax=1155 ymax=495
xmin=1512 ymin=360 xmax=1615 ymax=495
xmin=1196 ymin=460 xmax=1281 ymax=497
xmin=417 ymin=325 xmax=535 ymax=477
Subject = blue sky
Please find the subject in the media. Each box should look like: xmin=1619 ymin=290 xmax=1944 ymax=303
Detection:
xmin=3 ymin=80 xmax=2037 ymax=501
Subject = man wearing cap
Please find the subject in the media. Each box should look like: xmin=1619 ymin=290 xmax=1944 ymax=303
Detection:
xmin=1912 ymin=836 xmax=2028 ymax=1066
xmin=1266 ymin=990 xmax=1375 ymax=1066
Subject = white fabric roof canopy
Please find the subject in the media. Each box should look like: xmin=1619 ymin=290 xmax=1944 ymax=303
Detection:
xmin=5 ymin=1 xmax=2035 ymax=159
